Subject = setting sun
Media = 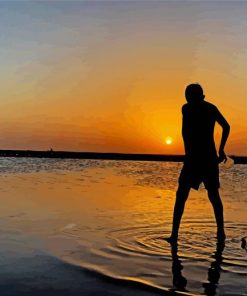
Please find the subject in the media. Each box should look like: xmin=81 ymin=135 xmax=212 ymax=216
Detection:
xmin=165 ymin=136 xmax=173 ymax=145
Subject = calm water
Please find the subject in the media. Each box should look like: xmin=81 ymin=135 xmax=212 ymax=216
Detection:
xmin=0 ymin=157 xmax=246 ymax=295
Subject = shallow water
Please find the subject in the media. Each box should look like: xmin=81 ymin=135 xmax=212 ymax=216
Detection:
xmin=0 ymin=157 xmax=246 ymax=295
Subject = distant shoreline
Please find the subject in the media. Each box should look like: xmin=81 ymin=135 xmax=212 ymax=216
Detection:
xmin=0 ymin=150 xmax=246 ymax=164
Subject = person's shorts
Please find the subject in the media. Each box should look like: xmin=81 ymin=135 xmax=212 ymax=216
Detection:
xmin=178 ymin=161 xmax=220 ymax=190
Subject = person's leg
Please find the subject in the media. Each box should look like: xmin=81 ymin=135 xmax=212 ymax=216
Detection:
xmin=207 ymin=188 xmax=225 ymax=240
xmin=167 ymin=184 xmax=191 ymax=242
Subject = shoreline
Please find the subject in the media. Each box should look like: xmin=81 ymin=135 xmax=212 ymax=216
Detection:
xmin=0 ymin=150 xmax=246 ymax=164
xmin=0 ymin=250 xmax=194 ymax=296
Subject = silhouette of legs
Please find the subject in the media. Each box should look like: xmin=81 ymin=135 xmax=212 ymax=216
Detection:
xmin=167 ymin=184 xmax=191 ymax=243
xmin=207 ymin=188 xmax=225 ymax=240
xmin=166 ymin=185 xmax=225 ymax=243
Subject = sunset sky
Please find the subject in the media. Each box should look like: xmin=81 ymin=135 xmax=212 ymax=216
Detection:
xmin=0 ymin=1 xmax=247 ymax=155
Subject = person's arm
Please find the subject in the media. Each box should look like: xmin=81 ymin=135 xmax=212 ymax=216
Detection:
xmin=215 ymin=108 xmax=230 ymax=163
xmin=182 ymin=105 xmax=190 ymax=155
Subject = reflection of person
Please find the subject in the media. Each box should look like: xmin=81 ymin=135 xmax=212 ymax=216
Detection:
xmin=203 ymin=240 xmax=225 ymax=296
xmin=167 ymin=84 xmax=230 ymax=243
xmin=170 ymin=240 xmax=225 ymax=295
xmin=169 ymin=243 xmax=188 ymax=293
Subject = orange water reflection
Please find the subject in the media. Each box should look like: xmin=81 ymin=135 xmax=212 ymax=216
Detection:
xmin=0 ymin=162 xmax=246 ymax=295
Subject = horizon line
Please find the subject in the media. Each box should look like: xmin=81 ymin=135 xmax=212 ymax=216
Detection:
xmin=0 ymin=149 xmax=246 ymax=157
xmin=0 ymin=149 xmax=246 ymax=164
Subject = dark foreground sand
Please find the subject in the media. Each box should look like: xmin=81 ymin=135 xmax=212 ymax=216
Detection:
xmin=0 ymin=246 xmax=190 ymax=296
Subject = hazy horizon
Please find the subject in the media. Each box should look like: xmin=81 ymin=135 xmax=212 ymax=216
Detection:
xmin=1 ymin=1 xmax=247 ymax=155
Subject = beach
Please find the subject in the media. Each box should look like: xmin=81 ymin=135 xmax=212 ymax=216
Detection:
xmin=0 ymin=157 xmax=246 ymax=295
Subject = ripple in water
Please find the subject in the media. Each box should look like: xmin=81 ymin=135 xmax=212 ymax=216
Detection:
xmin=108 ymin=224 xmax=172 ymax=258
xmin=57 ymin=220 xmax=247 ymax=295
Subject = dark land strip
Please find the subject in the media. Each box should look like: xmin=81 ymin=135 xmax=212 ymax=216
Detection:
xmin=0 ymin=150 xmax=246 ymax=164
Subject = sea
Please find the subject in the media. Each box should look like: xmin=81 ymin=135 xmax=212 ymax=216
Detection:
xmin=0 ymin=157 xmax=246 ymax=295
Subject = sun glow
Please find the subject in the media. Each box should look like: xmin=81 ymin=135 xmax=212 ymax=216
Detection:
xmin=165 ymin=136 xmax=173 ymax=145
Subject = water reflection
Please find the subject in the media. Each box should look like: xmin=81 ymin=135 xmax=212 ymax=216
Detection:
xmin=170 ymin=242 xmax=188 ymax=293
xmin=203 ymin=240 xmax=225 ymax=296
xmin=169 ymin=240 xmax=225 ymax=295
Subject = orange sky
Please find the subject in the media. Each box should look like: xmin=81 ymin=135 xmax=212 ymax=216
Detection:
xmin=0 ymin=1 xmax=246 ymax=155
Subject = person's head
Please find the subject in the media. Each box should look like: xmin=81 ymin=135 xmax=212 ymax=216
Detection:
xmin=185 ymin=83 xmax=205 ymax=103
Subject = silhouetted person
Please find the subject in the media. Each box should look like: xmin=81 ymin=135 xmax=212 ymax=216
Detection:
xmin=167 ymin=83 xmax=230 ymax=243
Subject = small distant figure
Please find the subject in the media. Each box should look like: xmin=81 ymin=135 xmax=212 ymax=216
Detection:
xmin=167 ymin=83 xmax=230 ymax=243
